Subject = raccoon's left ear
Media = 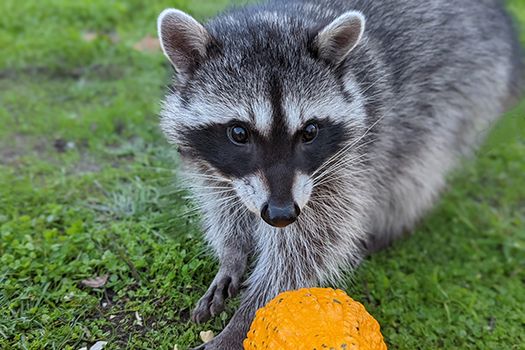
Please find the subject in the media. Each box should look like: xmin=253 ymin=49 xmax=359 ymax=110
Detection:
xmin=313 ymin=11 xmax=366 ymax=65
xmin=157 ymin=9 xmax=213 ymax=77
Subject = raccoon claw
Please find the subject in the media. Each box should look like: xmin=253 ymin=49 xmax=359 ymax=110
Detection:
xmin=192 ymin=296 xmax=212 ymax=324
xmin=192 ymin=274 xmax=241 ymax=323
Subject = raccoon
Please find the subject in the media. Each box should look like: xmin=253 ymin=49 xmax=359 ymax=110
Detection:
xmin=157 ymin=0 xmax=523 ymax=348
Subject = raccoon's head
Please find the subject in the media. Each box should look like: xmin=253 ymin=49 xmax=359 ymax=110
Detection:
xmin=158 ymin=7 xmax=368 ymax=228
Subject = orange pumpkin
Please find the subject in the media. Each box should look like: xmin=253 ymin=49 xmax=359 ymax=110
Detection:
xmin=244 ymin=288 xmax=387 ymax=350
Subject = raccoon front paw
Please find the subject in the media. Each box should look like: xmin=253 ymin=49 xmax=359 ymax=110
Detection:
xmin=192 ymin=273 xmax=241 ymax=324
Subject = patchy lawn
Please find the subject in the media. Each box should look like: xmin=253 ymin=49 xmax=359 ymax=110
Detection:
xmin=0 ymin=0 xmax=524 ymax=349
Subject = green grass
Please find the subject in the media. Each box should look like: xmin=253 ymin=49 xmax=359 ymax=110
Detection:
xmin=0 ymin=0 xmax=524 ymax=349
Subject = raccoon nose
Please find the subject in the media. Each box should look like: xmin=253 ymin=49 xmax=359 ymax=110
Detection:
xmin=261 ymin=202 xmax=301 ymax=228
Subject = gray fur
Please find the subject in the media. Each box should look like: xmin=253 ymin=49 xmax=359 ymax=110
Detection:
xmin=157 ymin=0 xmax=524 ymax=348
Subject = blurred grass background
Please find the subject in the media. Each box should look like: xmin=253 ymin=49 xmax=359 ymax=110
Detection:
xmin=0 ymin=0 xmax=524 ymax=349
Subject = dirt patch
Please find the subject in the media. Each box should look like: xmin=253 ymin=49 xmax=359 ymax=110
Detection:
xmin=0 ymin=134 xmax=102 ymax=174
xmin=0 ymin=64 xmax=126 ymax=81
xmin=0 ymin=134 xmax=48 ymax=166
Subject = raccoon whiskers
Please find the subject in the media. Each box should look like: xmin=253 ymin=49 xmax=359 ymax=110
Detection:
xmin=185 ymin=186 xmax=234 ymax=192
xmin=180 ymin=178 xmax=232 ymax=188
xmin=311 ymin=151 xmax=372 ymax=184
xmin=129 ymin=165 xmax=178 ymax=173
xmin=307 ymin=193 xmax=361 ymax=218
xmin=180 ymin=171 xmax=233 ymax=183
xmin=161 ymin=187 xmax=231 ymax=203
xmin=190 ymin=193 xmax=239 ymax=205
xmin=178 ymin=174 xmax=234 ymax=194
xmin=181 ymin=195 xmax=243 ymax=218
xmin=310 ymin=147 xmax=367 ymax=182
xmin=312 ymin=169 xmax=370 ymax=189
xmin=236 ymin=205 xmax=251 ymax=220
xmin=315 ymin=150 xmax=381 ymax=179
xmin=310 ymin=142 xmax=377 ymax=186
xmin=185 ymin=190 xmax=236 ymax=200
xmin=312 ymin=164 xmax=364 ymax=189
xmin=311 ymin=116 xmax=383 ymax=180
xmin=317 ymin=154 xmax=373 ymax=180
xmin=158 ymin=187 xmax=194 ymax=197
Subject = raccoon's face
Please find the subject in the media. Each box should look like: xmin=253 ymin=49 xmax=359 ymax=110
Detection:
xmin=158 ymin=9 xmax=366 ymax=228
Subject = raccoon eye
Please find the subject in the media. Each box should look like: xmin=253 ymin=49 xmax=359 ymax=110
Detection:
xmin=228 ymin=125 xmax=249 ymax=145
xmin=302 ymin=122 xmax=319 ymax=143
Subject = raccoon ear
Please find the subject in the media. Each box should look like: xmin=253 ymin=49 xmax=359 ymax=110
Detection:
xmin=313 ymin=11 xmax=366 ymax=65
xmin=157 ymin=9 xmax=212 ymax=76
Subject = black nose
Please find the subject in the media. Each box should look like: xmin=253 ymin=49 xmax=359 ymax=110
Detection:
xmin=261 ymin=202 xmax=301 ymax=228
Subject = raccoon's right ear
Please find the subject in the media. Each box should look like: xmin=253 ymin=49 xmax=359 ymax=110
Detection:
xmin=312 ymin=11 xmax=366 ymax=65
xmin=157 ymin=9 xmax=212 ymax=77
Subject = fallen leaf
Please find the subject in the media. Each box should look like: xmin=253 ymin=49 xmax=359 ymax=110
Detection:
xmin=89 ymin=341 xmax=108 ymax=350
xmin=133 ymin=35 xmax=161 ymax=53
xmin=81 ymin=274 xmax=109 ymax=288
xmin=200 ymin=330 xmax=215 ymax=343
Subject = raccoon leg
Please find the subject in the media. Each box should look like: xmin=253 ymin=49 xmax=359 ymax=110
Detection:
xmin=193 ymin=277 xmax=319 ymax=349
xmin=192 ymin=246 xmax=249 ymax=324
xmin=194 ymin=231 xmax=326 ymax=349
xmin=192 ymin=285 xmax=276 ymax=349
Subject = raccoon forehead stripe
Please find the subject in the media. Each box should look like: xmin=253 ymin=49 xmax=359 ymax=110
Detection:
xmin=251 ymin=99 xmax=273 ymax=136
xmin=268 ymin=74 xmax=289 ymax=136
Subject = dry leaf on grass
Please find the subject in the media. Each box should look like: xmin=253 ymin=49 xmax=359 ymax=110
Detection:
xmin=200 ymin=330 xmax=215 ymax=343
xmin=82 ymin=32 xmax=98 ymax=42
xmin=133 ymin=35 xmax=161 ymax=53
xmin=82 ymin=31 xmax=119 ymax=44
xmin=134 ymin=311 xmax=143 ymax=327
xmin=81 ymin=274 xmax=109 ymax=288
